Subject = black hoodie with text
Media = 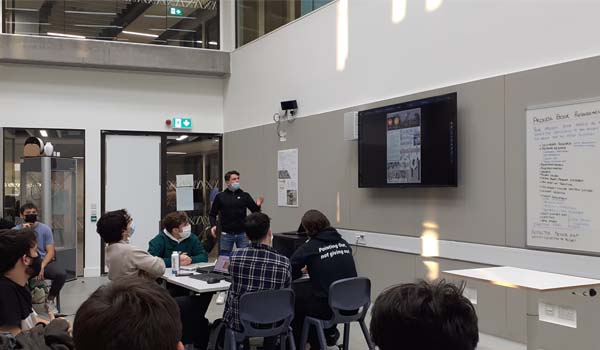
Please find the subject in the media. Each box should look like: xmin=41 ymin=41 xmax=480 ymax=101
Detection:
xmin=290 ymin=227 xmax=357 ymax=299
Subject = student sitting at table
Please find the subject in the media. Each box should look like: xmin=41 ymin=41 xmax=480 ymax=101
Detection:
xmin=223 ymin=212 xmax=291 ymax=350
xmin=96 ymin=209 xmax=165 ymax=281
xmin=148 ymin=211 xmax=208 ymax=270
xmin=290 ymin=209 xmax=358 ymax=349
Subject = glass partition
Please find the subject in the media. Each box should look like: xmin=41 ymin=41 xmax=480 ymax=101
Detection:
xmin=236 ymin=0 xmax=333 ymax=47
xmin=2 ymin=0 xmax=220 ymax=49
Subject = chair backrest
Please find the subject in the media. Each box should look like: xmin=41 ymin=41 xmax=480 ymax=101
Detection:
xmin=238 ymin=288 xmax=295 ymax=338
xmin=328 ymin=277 xmax=371 ymax=324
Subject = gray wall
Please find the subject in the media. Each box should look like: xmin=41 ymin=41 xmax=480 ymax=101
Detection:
xmin=224 ymin=55 xmax=600 ymax=349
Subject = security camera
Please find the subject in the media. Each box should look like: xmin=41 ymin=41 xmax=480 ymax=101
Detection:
xmin=280 ymin=100 xmax=298 ymax=117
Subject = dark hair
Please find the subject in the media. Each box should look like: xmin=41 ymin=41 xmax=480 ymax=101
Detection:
xmin=0 ymin=218 xmax=14 ymax=230
xmin=19 ymin=203 xmax=38 ymax=215
xmin=370 ymin=280 xmax=479 ymax=350
xmin=73 ymin=276 xmax=182 ymax=350
xmin=301 ymin=210 xmax=330 ymax=236
xmin=244 ymin=212 xmax=271 ymax=242
xmin=0 ymin=229 xmax=37 ymax=274
xmin=224 ymin=170 xmax=240 ymax=181
xmin=96 ymin=209 xmax=131 ymax=244
xmin=162 ymin=212 xmax=188 ymax=233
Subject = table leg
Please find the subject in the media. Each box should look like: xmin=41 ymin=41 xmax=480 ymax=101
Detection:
xmin=526 ymin=290 xmax=539 ymax=350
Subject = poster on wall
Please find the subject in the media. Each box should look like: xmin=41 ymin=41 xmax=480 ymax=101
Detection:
xmin=176 ymin=174 xmax=194 ymax=211
xmin=526 ymin=98 xmax=600 ymax=253
xmin=277 ymin=148 xmax=298 ymax=207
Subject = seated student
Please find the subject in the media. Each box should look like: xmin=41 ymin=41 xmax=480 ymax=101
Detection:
xmin=96 ymin=209 xmax=165 ymax=281
xmin=0 ymin=229 xmax=48 ymax=335
xmin=14 ymin=203 xmax=67 ymax=315
xmin=148 ymin=211 xmax=208 ymax=268
xmin=73 ymin=276 xmax=184 ymax=350
xmin=224 ymin=212 xmax=291 ymax=350
xmin=290 ymin=209 xmax=357 ymax=348
xmin=370 ymin=280 xmax=479 ymax=350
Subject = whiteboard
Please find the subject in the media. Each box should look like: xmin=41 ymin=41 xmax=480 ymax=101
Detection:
xmin=527 ymin=98 xmax=600 ymax=253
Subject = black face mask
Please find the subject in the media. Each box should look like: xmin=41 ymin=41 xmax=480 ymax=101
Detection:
xmin=24 ymin=214 xmax=37 ymax=223
xmin=25 ymin=255 xmax=43 ymax=277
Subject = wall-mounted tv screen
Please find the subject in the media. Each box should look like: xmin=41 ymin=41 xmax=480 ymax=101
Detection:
xmin=358 ymin=92 xmax=457 ymax=188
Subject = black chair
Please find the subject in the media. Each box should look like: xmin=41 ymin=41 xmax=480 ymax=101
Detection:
xmin=225 ymin=289 xmax=296 ymax=350
xmin=299 ymin=277 xmax=375 ymax=350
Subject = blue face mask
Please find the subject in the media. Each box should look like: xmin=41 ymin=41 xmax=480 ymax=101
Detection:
xmin=129 ymin=222 xmax=136 ymax=237
xmin=230 ymin=182 xmax=240 ymax=191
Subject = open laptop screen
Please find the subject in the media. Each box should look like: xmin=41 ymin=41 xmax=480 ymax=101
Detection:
xmin=214 ymin=255 xmax=230 ymax=273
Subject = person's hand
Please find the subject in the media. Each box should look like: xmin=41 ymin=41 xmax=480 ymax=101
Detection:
xmin=22 ymin=222 xmax=33 ymax=229
xmin=210 ymin=226 xmax=217 ymax=238
xmin=301 ymin=266 xmax=308 ymax=274
xmin=180 ymin=253 xmax=192 ymax=266
xmin=256 ymin=196 xmax=265 ymax=206
xmin=36 ymin=265 xmax=45 ymax=281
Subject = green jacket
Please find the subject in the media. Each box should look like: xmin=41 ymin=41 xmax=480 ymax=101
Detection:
xmin=148 ymin=231 xmax=208 ymax=268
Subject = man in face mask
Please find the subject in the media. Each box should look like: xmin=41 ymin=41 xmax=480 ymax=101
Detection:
xmin=15 ymin=203 xmax=66 ymax=316
xmin=148 ymin=211 xmax=211 ymax=349
xmin=0 ymin=228 xmax=45 ymax=335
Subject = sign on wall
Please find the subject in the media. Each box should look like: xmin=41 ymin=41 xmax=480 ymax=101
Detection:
xmin=277 ymin=148 xmax=298 ymax=207
xmin=527 ymin=98 xmax=600 ymax=253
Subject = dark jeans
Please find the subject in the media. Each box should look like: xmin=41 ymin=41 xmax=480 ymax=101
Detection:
xmin=44 ymin=261 xmax=66 ymax=300
xmin=291 ymin=280 xmax=337 ymax=349
xmin=176 ymin=293 xmax=214 ymax=349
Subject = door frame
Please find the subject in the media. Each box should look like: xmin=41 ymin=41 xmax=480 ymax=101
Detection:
xmin=100 ymin=130 xmax=222 ymax=274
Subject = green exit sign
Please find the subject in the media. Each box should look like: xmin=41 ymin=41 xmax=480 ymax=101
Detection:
xmin=170 ymin=7 xmax=183 ymax=16
xmin=173 ymin=117 xmax=192 ymax=129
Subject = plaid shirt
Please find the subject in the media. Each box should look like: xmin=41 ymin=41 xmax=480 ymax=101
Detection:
xmin=223 ymin=243 xmax=291 ymax=331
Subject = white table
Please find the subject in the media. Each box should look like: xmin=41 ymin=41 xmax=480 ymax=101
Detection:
xmin=162 ymin=263 xmax=231 ymax=294
xmin=444 ymin=266 xmax=600 ymax=350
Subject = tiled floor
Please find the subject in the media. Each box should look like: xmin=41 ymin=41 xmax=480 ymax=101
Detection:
xmin=51 ymin=277 xmax=527 ymax=350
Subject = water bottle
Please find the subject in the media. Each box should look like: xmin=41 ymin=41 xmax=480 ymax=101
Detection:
xmin=171 ymin=251 xmax=180 ymax=275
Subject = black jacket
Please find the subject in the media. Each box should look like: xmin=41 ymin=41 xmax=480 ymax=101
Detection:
xmin=290 ymin=227 xmax=357 ymax=299
xmin=0 ymin=319 xmax=73 ymax=350
xmin=209 ymin=188 xmax=261 ymax=234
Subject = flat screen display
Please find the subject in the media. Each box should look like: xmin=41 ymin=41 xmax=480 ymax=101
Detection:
xmin=358 ymin=93 xmax=457 ymax=188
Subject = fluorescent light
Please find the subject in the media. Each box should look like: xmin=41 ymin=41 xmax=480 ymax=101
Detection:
xmin=122 ymin=31 xmax=158 ymax=38
xmin=6 ymin=7 xmax=39 ymax=12
xmin=167 ymin=151 xmax=187 ymax=155
xmin=48 ymin=32 xmax=86 ymax=39
xmin=149 ymin=28 xmax=196 ymax=33
xmin=176 ymin=135 xmax=189 ymax=141
xmin=144 ymin=15 xmax=197 ymax=20
xmin=208 ymin=41 xmax=218 ymax=45
xmin=167 ymin=39 xmax=198 ymax=43
xmin=74 ymin=24 xmax=122 ymax=28
xmin=65 ymin=10 xmax=117 ymax=15
xmin=196 ymin=40 xmax=203 ymax=44
xmin=7 ymin=21 xmax=50 ymax=25
xmin=73 ymin=156 xmax=85 ymax=159
xmin=40 ymin=130 xmax=48 ymax=137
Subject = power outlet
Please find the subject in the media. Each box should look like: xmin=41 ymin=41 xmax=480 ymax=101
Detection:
xmin=355 ymin=234 xmax=366 ymax=245
xmin=539 ymin=300 xmax=577 ymax=328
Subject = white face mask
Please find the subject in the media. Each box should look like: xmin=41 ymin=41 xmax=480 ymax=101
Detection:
xmin=180 ymin=225 xmax=192 ymax=240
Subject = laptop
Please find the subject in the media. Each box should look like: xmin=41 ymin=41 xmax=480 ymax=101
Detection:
xmin=191 ymin=255 xmax=231 ymax=282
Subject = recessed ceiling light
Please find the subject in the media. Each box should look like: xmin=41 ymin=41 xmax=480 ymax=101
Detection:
xmin=64 ymin=10 xmax=117 ymax=15
xmin=5 ymin=7 xmax=39 ymax=12
xmin=208 ymin=41 xmax=218 ymax=45
xmin=40 ymin=130 xmax=48 ymax=137
xmin=167 ymin=151 xmax=187 ymax=155
xmin=176 ymin=135 xmax=189 ymax=141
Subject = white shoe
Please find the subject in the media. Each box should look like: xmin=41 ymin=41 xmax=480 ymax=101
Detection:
xmin=45 ymin=298 xmax=59 ymax=315
xmin=216 ymin=291 xmax=227 ymax=305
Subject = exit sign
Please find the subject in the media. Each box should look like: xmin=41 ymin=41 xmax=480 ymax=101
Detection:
xmin=170 ymin=7 xmax=183 ymax=16
xmin=172 ymin=117 xmax=192 ymax=129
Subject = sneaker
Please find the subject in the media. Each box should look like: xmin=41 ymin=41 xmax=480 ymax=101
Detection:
xmin=45 ymin=298 xmax=59 ymax=315
xmin=216 ymin=291 xmax=227 ymax=305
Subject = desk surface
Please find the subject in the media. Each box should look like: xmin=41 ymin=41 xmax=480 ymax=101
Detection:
xmin=162 ymin=262 xmax=230 ymax=294
xmin=444 ymin=266 xmax=600 ymax=292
